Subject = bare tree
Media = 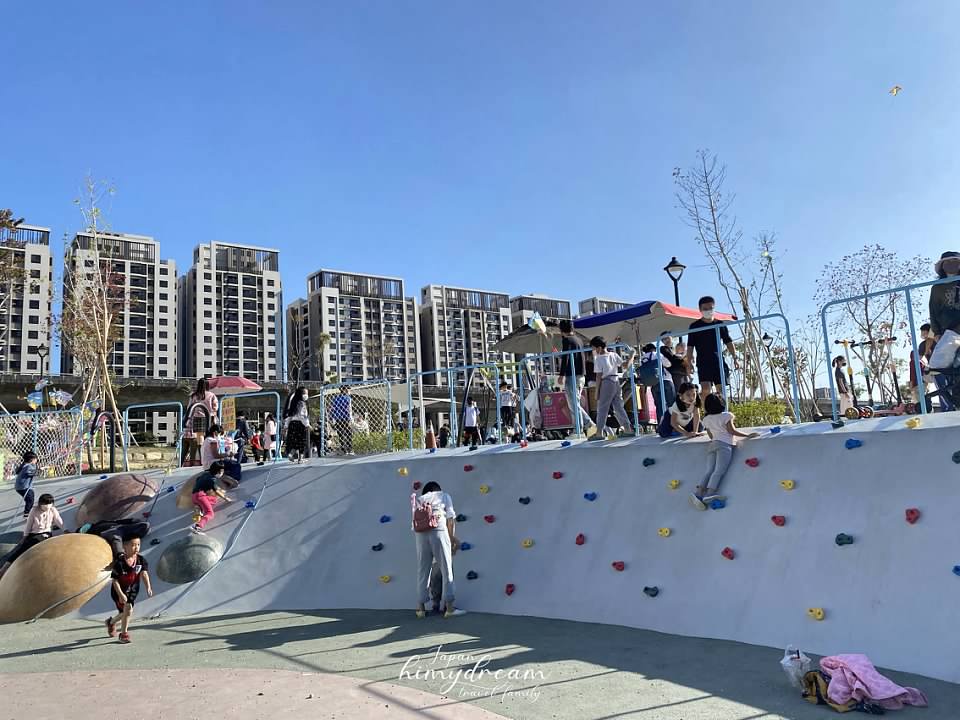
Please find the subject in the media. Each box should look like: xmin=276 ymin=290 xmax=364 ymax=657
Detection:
xmin=365 ymin=337 xmax=396 ymax=380
xmin=815 ymin=244 xmax=929 ymax=404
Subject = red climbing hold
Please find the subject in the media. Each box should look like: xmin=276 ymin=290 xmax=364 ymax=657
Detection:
xmin=905 ymin=508 xmax=921 ymax=524
xmin=66 ymin=497 xmax=75 ymax=505
xmin=463 ymin=465 xmax=473 ymax=472
xmin=505 ymin=583 xmax=515 ymax=596
xmin=575 ymin=533 xmax=586 ymax=545
xmin=142 ymin=511 xmax=151 ymax=519
xmin=412 ymin=481 xmax=421 ymax=490
xmin=611 ymin=561 xmax=625 ymax=572
xmin=771 ymin=515 xmax=786 ymax=527
xmin=484 ymin=515 xmax=496 ymax=524
xmin=721 ymin=547 xmax=735 ymax=560
xmin=552 ymin=471 xmax=563 ymax=479
xmin=745 ymin=458 xmax=760 ymax=468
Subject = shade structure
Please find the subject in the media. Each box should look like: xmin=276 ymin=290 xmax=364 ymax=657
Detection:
xmin=574 ymin=301 xmax=736 ymax=346
xmin=491 ymin=323 xmax=591 ymax=356
xmin=206 ymin=376 xmax=263 ymax=396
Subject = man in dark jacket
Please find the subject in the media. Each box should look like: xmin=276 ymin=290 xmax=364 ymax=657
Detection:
xmin=558 ymin=320 xmax=597 ymax=437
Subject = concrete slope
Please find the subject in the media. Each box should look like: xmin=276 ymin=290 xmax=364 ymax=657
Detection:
xmin=2 ymin=416 xmax=957 ymax=684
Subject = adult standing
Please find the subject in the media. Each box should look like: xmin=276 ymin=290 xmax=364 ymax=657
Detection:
xmin=833 ymin=356 xmax=854 ymax=416
xmin=284 ymin=388 xmax=311 ymax=463
xmin=558 ymin=320 xmax=597 ymax=437
xmin=412 ymin=481 xmax=464 ymax=618
xmin=182 ymin=378 xmax=219 ymax=467
xmin=685 ymin=296 xmax=739 ymax=397
xmin=330 ymin=386 xmax=354 ymax=456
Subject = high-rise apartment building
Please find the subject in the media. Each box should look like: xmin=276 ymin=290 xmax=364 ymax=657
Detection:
xmin=577 ymin=297 xmax=634 ymax=317
xmin=0 ymin=223 xmax=54 ymax=374
xmin=510 ymin=294 xmax=572 ymax=329
xmin=178 ymin=242 xmax=282 ymax=382
xmin=61 ymin=231 xmax=177 ymax=441
xmin=419 ymin=284 xmax=512 ymax=386
xmin=288 ymin=270 xmax=419 ymax=384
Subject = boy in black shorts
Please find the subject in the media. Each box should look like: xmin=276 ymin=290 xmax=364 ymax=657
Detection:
xmin=106 ymin=536 xmax=153 ymax=644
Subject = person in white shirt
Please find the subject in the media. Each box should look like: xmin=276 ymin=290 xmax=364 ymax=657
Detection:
xmin=412 ymin=481 xmax=465 ymax=618
xmin=0 ymin=493 xmax=63 ymax=580
xmin=690 ymin=393 xmax=758 ymax=510
xmin=463 ymin=397 xmax=482 ymax=448
xmin=498 ymin=381 xmax=517 ymax=435
xmin=589 ymin=336 xmax=636 ymax=439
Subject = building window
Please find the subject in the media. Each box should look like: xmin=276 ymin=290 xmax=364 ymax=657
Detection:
xmin=159 ymin=293 xmax=168 ymax=300
xmin=204 ymin=323 xmax=212 ymax=331
xmin=203 ymin=273 xmax=211 ymax=280
xmin=28 ymin=300 xmax=39 ymax=309
xmin=27 ymin=330 xmax=38 ymax=339
xmin=204 ymin=361 xmax=212 ymax=369
xmin=28 ymin=315 xmax=39 ymax=324
xmin=203 ymin=311 xmax=212 ymax=318
xmin=159 ymin=370 xmax=168 ymax=377
xmin=159 ymin=318 xmax=168 ymax=326
xmin=160 ymin=267 xmax=168 ymax=275
xmin=203 ymin=298 xmax=212 ymax=305
xmin=159 ymin=331 xmax=168 ymax=338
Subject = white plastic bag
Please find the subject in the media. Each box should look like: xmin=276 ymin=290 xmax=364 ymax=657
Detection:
xmin=780 ymin=645 xmax=811 ymax=690
xmin=929 ymin=330 xmax=960 ymax=370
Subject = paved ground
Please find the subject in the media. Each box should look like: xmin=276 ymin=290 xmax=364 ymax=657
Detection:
xmin=0 ymin=610 xmax=953 ymax=720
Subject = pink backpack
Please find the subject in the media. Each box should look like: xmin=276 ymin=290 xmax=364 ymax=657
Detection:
xmin=412 ymin=492 xmax=441 ymax=533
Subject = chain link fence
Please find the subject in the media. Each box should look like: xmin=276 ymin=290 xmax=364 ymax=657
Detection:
xmin=0 ymin=410 xmax=84 ymax=481
xmin=315 ymin=381 xmax=394 ymax=456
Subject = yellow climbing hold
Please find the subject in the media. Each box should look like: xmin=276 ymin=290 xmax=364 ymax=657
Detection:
xmin=780 ymin=480 xmax=795 ymax=491
xmin=379 ymin=575 xmax=392 ymax=584
xmin=905 ymin=417 xmax=921 ymax=429
xmin=658 ymin=527 xmax=672 ymax=538
xmin=398 ymin=467 xmax=409 ymax=476
xmin=479 ymin=484 xmax=490 ymax=494
xmin=521 ymin=538 xmax=534 ymax=548
xmin=668 ymin=479 xmax=680 ymax=490
xmin=807 ymin=607 xmax=825 ymax=621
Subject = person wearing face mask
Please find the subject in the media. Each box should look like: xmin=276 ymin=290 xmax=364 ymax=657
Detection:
xmin=686 ymin=296 xmax=739 ymax=398
xmin=284 ymin=387 xmax=311 ymax=463
xmin=833 ymin=356 xmax=853 ymax=416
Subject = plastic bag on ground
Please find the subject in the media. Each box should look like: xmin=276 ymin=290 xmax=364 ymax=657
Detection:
xmin=781 ymin=645 xmax=812 ymax=690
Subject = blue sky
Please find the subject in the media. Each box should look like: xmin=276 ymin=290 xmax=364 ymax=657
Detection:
xmin=5 ymin=1 xmax=959 ymax=357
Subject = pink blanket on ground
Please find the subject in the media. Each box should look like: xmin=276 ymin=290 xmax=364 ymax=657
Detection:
xmin=821 ymin=654 xmax=928 ymax=710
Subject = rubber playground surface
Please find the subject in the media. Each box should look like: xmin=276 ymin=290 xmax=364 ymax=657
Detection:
xmin=1 ymin=609 xmax=957 ymax=720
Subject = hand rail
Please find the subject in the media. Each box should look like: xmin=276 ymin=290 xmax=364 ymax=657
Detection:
xmin=122 ymin=401 xmax=184 ymax=472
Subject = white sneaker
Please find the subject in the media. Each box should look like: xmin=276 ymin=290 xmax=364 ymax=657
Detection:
xmin=688 ymin=493 xmax=707 ymax=511
xmin=585 ymin=424 xmax=598 ymax=439
xmin=444 ymin=607 xmax=467 ymax=618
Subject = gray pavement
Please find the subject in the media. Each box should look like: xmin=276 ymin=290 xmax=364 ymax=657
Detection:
xmin=0 ymin=610 xmax=953 ymax=719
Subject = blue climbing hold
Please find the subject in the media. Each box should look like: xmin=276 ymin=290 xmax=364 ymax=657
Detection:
xmin=518 ymin=496 xmax=531 ymax=505
xmin=245 ymin=500 xmax=257 ymax=509
xmin=466 ymin=570 xmax=478 ymax=580
xmin=953 ymin=565 xmax=960 ymax=577
xmin=845 ymin=438 xmax=862 ymax=450
xmin=561 ymin=440 xmax=572 ymax=447
xmin=456 ymin=513 xmax=468 ymax=522
xmin=166 ymin=486 xmax=175 ymax=493
xmin=460 ymin=542 xmax=472 ymax=551
xmin=371 ymin=543 xmax=384 ymax=552
xmin=583 ymin=492 xmax=598 ymax=502
xmin=642 ymin=458 xmax=656 ymax=467
xmin=379 ymin=515 xmax=391 ymax=523
xmin=771 ymin=426 xmax=782 ymax=435
xmin=952 ymin=451 xmax=960 ymax=465
xmin=710 ymin=498 xmax=726 ymax=510
xmin=150 ymin=538 xmax=161 ymax=546
xmin=429 ymin=448 xmax=437 ymax=454
xmin=100 ymin=474 xmax=108 ymax=480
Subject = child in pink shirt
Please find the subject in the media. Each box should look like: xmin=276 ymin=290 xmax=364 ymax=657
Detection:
xmin=0 ymin=493 xmax=63 ymax=579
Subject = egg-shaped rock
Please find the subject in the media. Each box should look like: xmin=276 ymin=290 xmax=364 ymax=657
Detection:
xmin=156 ymin=533 xmax=224 ymax=584
xmin=76 ymin=473 xmax=159 ymax=526
xmin=0 ymin=533 xmax=112 ymax=622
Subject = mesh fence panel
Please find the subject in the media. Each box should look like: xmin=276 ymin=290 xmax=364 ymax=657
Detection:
xmin=0 ymin=410 xmax=84 ymax=481
xmin=317 ymin=381 xmax=393 ymax=456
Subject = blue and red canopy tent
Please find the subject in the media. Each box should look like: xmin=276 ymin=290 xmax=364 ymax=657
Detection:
xmin=574 ymin=300 xmax=736 ymax=347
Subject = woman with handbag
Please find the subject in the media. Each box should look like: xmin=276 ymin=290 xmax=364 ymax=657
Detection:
xmin=411 ymin=481 xmax=465 ymax=618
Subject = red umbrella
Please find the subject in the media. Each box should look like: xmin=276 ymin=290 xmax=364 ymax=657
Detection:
xmin=206 ymin=376 xmax=262 ymax=396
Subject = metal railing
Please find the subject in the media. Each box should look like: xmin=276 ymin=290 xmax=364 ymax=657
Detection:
xmin=122 ymin=401 xmax=183 ymax=472
xmin=0 ymin=408 xmax=84 ymax=480
xmin=223 ymin=391 xmax=282 ymax=463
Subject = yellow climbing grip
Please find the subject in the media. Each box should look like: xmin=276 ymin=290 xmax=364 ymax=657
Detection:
xmin=668 ymin=479 xmax=680 ymax=490
xmin=398 ymin=467 xmax=409 ymax=476
xmin=658 ymin=527 xmax=672 ymax=538
xmin=807 ymin=607 xmax=825 ymax=621
xmin=780 ymin=480 xmax=795 ymax=490
xmin=905 ymin=417 xmax=921 ymax=429
xmin=479 ymin=484 xmax=490 ymax=494
xmin=521 ymin=538 xmax=534 ymax=548
xmin=379 ymin=575 xmax=392 ymax=584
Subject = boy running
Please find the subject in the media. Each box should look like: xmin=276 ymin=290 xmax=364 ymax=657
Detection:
xmin=106 ymin=536 xmax=153 ymax=643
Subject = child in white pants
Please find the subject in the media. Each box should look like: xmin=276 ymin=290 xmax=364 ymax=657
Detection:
xmin=690 ymin=393 xmax=757 ymax=510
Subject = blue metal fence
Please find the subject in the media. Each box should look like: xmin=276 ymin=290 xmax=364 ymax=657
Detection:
xmin=122 ymin=401 xmax=184 ymax=472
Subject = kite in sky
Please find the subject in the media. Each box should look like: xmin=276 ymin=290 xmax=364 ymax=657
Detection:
xmin=889 ymin=85 xmax=902 ymax=96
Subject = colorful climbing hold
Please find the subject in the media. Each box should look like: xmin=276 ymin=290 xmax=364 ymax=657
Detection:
xmin=518 ymin=496 xmax=531 ymax=505
xmin=484 ymin=514 xmax=496 ymax=524
xmin=142 ymin=511 xmax=151 ymax=519
xmin=575 ymin=533 xmax=586 ymax=545
xmin=379 ymin=515 xmax=391 ymax=523
xmin=66 ymin=497 xmax=75 ymax=505
xmin=835 ymin=533 xmax=854 ymax=546
xmin=611 ymin=561 xmax=626 ymax=572
xmin=412 ymin=481 xmax=421 ymax=491
xmin=166 ymin=486 xmax=175 ymax=493
xmin=642 ymin=458 xmax=656 ymax=467
xmin=709 ymin=498 xmax=726 ymax=510
xmin=780 ymin=480 xmax=795 ymax=491
xmin=807 ymin=607 xmax=825 ymax=621
xmin=771 ymin=515 xmax=786 ymax=527
xmin=379 ymin=575 xmax=391 ymax=584
xmin=150 ymin=538 xmax=161 ymax=546
xmin=845 ymin=438 xmax=863 ymax=450
xmin=466 ymin=571 xmax=478 ymax=580
xmin=905 ymin=417 xmax=921 ymax=429
xmin=479 ymin=484 xmax=490 ymax=494
xmin=770 ymin=426 xmax=782 ymax=434
xmin=464 ymin=464 xmax=474 ymax=472
xmin=953 ymin=451 xmax=960 ymax=465
xmin=905 ymin=508 xmax=921 ymax=524
xmin=953 ymin=565 xmax=960 ymax=577
xmin=721 ymin=547 xmax=735 ymax=560
xmin=561 ymin=440 xmax=571 ymax=447
xmin=245 ymin=500 xmax=257 ymax=509
xmin=505 ymin=583 xmax=516 ymax=596
xmin=668 ymin=479 xmax=680 ymax=490
xmin=643 ymin=586 xmax=659 ymax=598
xmin=455 ymin=513 xmax=468 ymax=522
xmin=745 ymin=457 xmax=760 ymax=468
xmin=429 ymin=447 xmax=437 ymax=453
xmin=521 ymin=538 xmax=534 ymax=548
xmin=552 ymin=471 xmax=563 ymax=480
xmin=460 ymin=542 xmax=472 ymax=551
xmin=583 ymin=492 xmax=598 ymax=502
xmin=658 ymin=527 xmax=671 ymax=538
xmin=100 ymin=474 xmax=108 ymax=480
xmin=398 ymin=467 xmax=409 ymax=476
xmin=371 ymin=543 xmax=384 ymax=552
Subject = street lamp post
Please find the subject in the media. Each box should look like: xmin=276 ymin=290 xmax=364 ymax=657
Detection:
xmin=35 ymin=343 xmax=48 ymax=378
xmin=663 ymin=257 xmax=686 ymax=306
xmin=761 ymin=333 xmax=777 ymax=395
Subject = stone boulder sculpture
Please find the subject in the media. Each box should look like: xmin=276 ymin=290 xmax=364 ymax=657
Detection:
xmin=156 ymin=533 xmax=224 ymax=584
xmin=76 ymin=473 xmax=159 ymax=526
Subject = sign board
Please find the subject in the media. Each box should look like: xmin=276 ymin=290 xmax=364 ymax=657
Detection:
xmin=220 ymin=397 xmax=236 ymax=433
xmin=540 ymin=391 xmax=574 ymax=430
